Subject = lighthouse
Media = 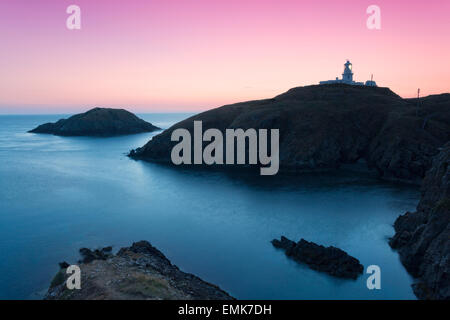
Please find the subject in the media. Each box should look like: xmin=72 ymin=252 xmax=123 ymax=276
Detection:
xmin=319 ymin=60 xmax=377 ymax=87
xmin=342 ymin=60 xmax=353 ymax=83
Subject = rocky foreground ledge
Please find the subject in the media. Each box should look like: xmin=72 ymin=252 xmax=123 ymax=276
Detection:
xmin=272 ymin=237 xmax=364 ymax=279
xmin=46 ymin=241 xmax=233 ymax=300
xmin=29 ymin=107 xmax=160 ymax=136
xmin=390 ymin=142 xmax=450 ymax=300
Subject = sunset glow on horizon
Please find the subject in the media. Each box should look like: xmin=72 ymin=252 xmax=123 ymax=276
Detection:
xmin=1 ymin=0 xmax=449 ymax=114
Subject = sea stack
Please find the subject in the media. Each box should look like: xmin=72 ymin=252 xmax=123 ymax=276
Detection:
xmin=29 ymin=107 xmax=160 ymax=136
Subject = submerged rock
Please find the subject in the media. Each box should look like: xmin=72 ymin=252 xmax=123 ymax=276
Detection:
xmin=129 ymin=84 xmax=450 ymax=184
xmin=272 ymin=236 xmax=364 ymax=279
xmin=29 ymin=107 xmax=160 ymax=136
xmin=45 ymin=241 xmax=233 ymax=300
xmin=390 ymin=142 xmax=450 ymax=300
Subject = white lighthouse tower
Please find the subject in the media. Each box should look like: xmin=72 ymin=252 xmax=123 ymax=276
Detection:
xmin=342 ymin=60 xmax=353 ymax=83
xmin=319 ymin=60 xmax=377 ymax=86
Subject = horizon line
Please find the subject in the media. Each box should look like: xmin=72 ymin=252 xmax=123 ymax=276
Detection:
xmin=1 ymin=85 xmax=449 ymax=115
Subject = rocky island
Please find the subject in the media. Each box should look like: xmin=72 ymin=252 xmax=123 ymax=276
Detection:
xmin=390 ymin=142 xmax=449 ymax=300
xmin=129 ymin=84 xmax=450 ymax=184
xmin=46 ymin=241 xmax=233 ymax=300
xmin=29 ymin=107 xmax=160 ymax=136
xmin=272 ymin=237 xmax=364 ymax=279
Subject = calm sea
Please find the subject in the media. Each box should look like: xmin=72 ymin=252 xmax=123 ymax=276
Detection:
xmin=0 ymin=114 xmax=419 ymax=299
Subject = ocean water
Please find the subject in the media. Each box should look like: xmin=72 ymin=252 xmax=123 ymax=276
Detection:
xmin=0 ymin=114 xmax=419 ymax=300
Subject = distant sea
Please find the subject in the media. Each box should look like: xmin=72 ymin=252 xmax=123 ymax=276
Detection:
xmin=0 ymin=113 xmax=419 ymax=299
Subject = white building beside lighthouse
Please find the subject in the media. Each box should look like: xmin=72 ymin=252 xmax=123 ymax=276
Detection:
xmin=320 ymin=60 xmax=377 ymax=86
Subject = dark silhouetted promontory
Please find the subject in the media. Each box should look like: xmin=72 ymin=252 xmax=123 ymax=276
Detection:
xmin=29 ymin=107 xmax=160 ymax=136
xmin=129 ymin=84 xmax=450 ymax=184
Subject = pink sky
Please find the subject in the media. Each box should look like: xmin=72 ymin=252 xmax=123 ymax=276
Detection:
xmin=0 ymin=0 xmax=449 ymax=113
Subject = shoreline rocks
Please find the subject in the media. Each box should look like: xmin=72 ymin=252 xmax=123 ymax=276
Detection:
xmin=78 ymin=246 xmax=113 ymax=264
xmin=29 ymin=107 xmax=160 ymax=136
xmin=272 ymin=236 xmax=364 ymax=279
xmin=389 ymin=142 xmax=450 ymax=300
xmin=46 ymin=241 xmax=233 ymax=300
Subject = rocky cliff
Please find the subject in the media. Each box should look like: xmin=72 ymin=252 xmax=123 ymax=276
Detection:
xmin=30 ymin=107 xmax=160 ymax=136
xmin=390 ymin=143 xmax=450 ymax=300
xmin=46 ymin=241 xmax=233 ymax=300
xmin=130 ymin=84 xmax=450 ymax=184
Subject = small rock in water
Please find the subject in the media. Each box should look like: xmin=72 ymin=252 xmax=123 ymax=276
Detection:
xmin=272 ymin=236 xmax=364 ymax=279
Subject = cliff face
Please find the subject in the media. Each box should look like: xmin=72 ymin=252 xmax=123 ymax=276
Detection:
xmin=390 ymin=143 xmax=450 ymax=300
xmin=46 ymin=241 xmax=233 ymax=300
xmin=130 ymin=84 xmax=450 ymax=183
xmin=29 ymin=108 xmax=160 ymax=136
